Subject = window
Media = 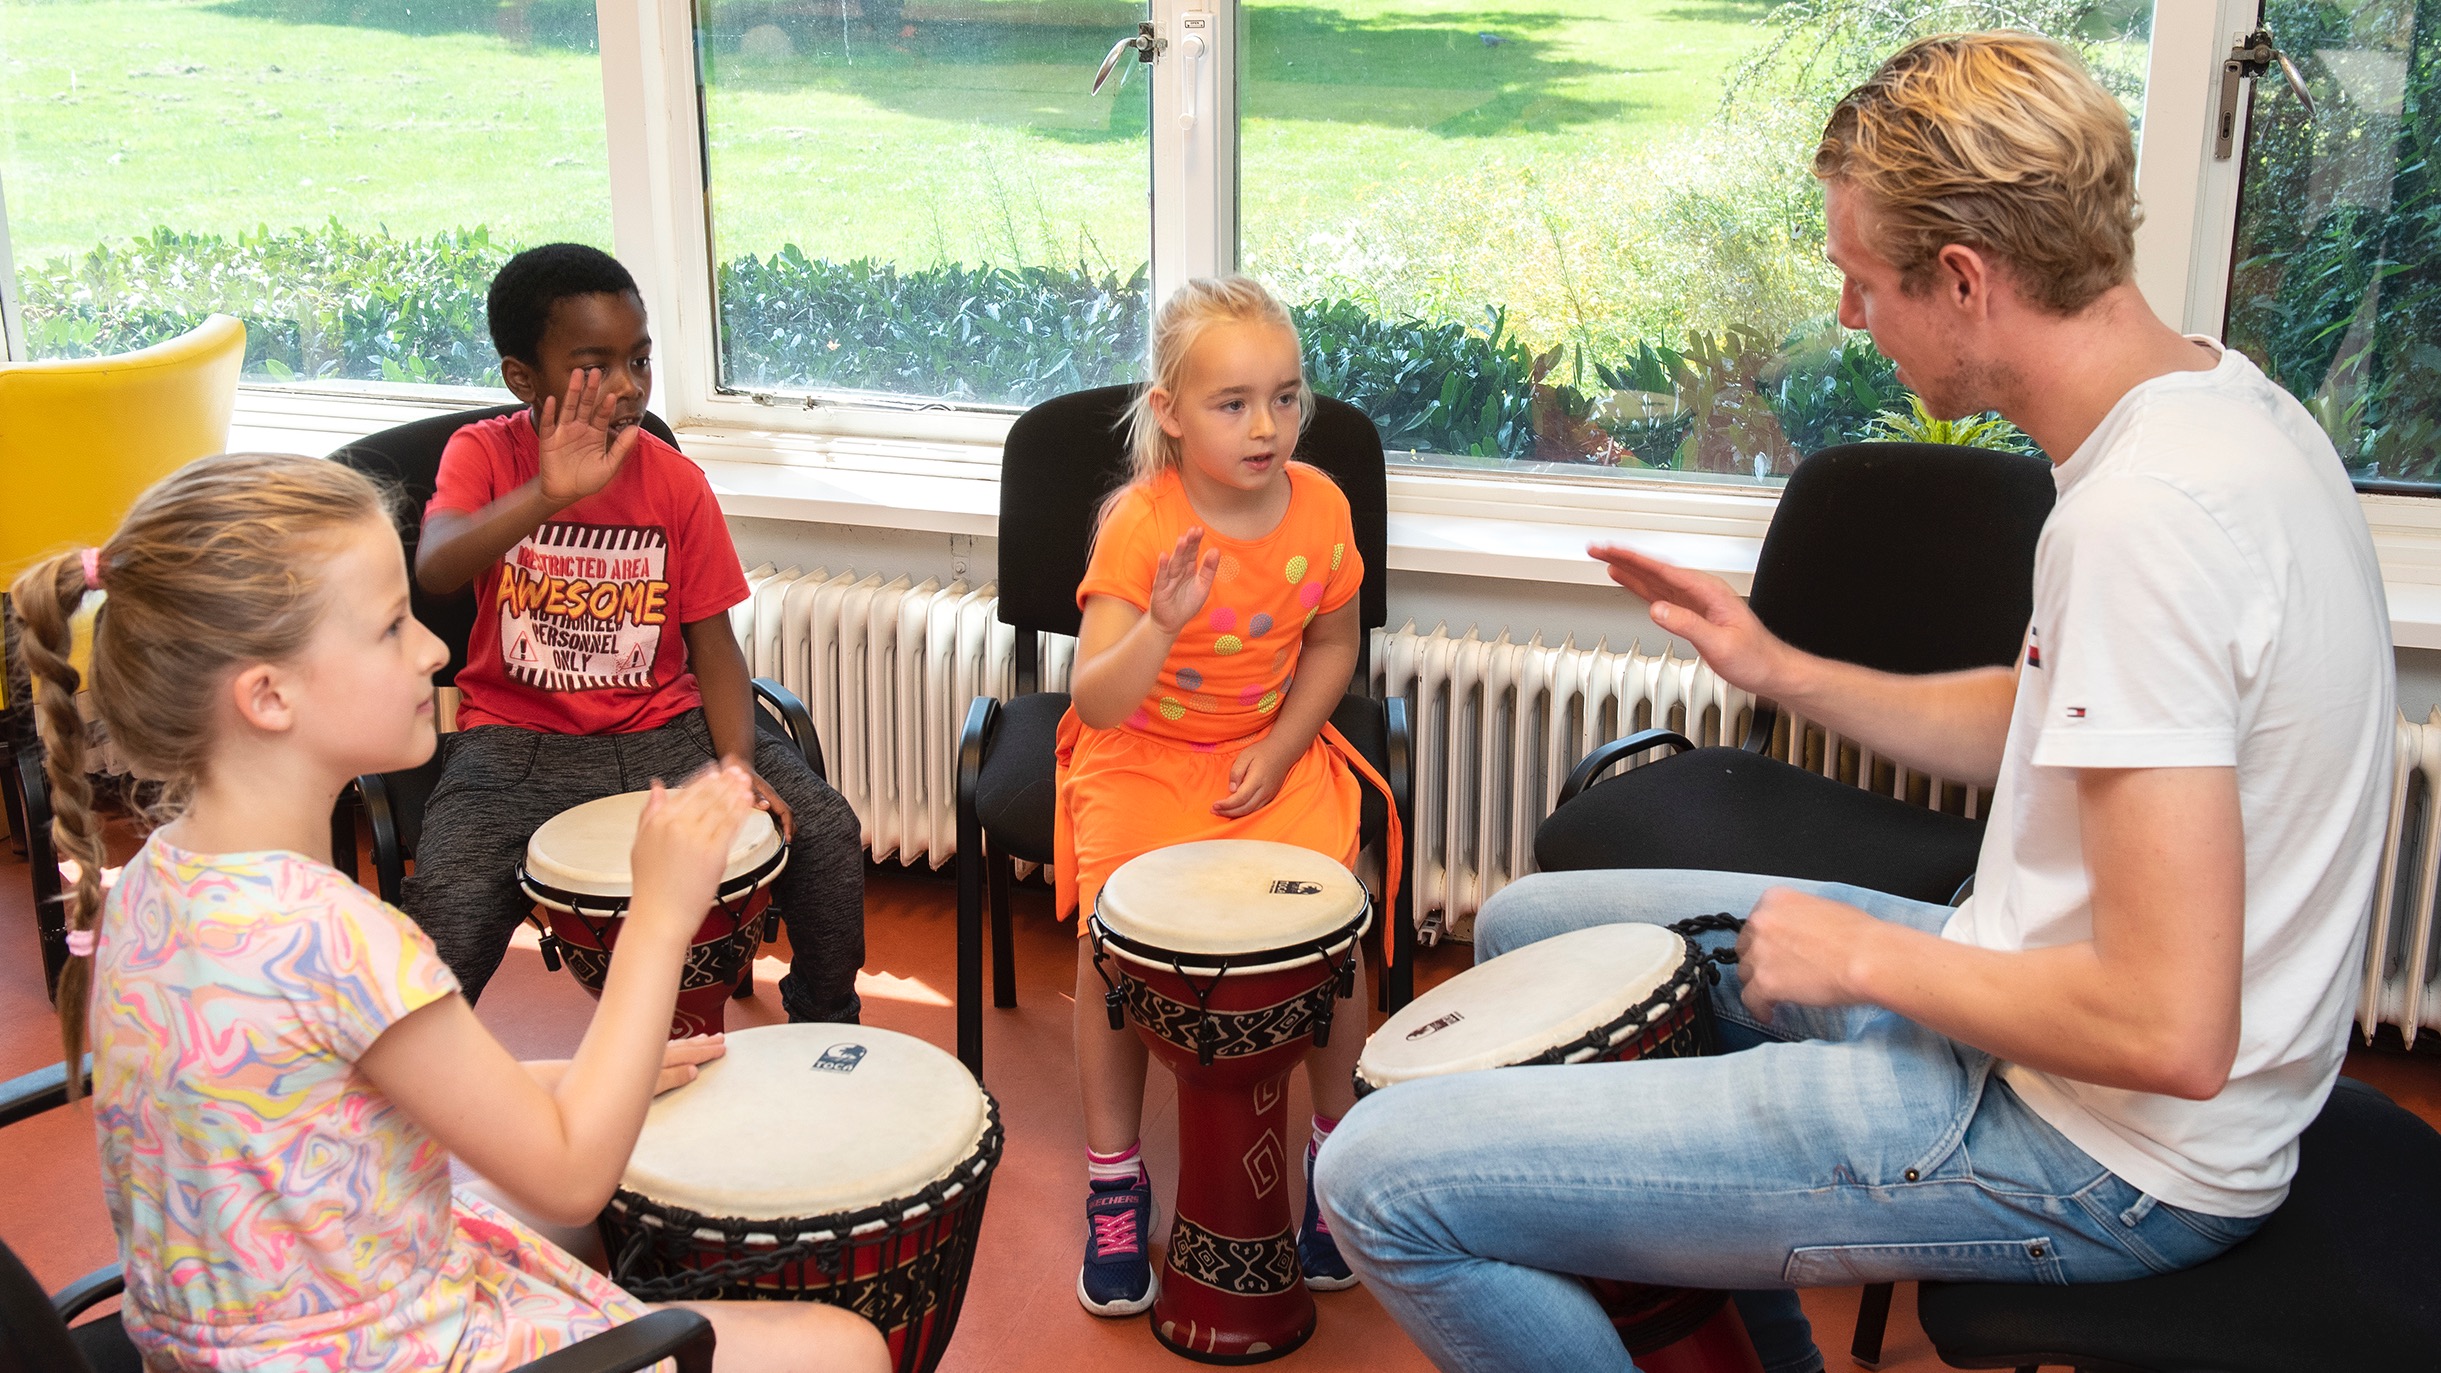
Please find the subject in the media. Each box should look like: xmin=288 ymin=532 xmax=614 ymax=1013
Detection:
xmin=0 ymin=0 xmax=612 ymax=387
xmin=1239 ymin=1 xmax=2154 ymax=479
xmin=693 ymin=0 xmax=1152 ymax=411
xmin=2222 ymin=0 xmax=2437 ymax=491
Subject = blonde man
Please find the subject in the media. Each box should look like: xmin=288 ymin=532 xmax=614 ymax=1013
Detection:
xmin=1316 ymin=32 xmax=2392 ymax=1373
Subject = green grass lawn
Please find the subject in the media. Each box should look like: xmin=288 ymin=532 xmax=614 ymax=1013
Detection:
xmin=3 ymin=0 xmax=1808 ymax=359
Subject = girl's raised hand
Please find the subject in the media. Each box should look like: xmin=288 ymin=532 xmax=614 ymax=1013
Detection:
xmin=1148 ymin=527 xmax=1220 ymax=636
xmin=628 ymin=764 xmax=756 ymax=941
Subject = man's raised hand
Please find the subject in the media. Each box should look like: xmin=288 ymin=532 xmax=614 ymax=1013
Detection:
xmin=1149 ymin=527 xmax=1221 ymax=636
xmin=1589 ymin=541 xmax=1787 ymax=695
xmin=537 ymin=366 xmax=640 ymax=507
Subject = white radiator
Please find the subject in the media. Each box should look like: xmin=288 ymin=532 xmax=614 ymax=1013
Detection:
xmin=731 ymin=571 xmax=2441 ymax=1047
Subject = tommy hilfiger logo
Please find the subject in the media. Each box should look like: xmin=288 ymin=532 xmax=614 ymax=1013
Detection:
xmin=2065 ymin=707 xmax=2087 ymax=719
xmin=2026 ymin=626 xmax=2043 ymax=670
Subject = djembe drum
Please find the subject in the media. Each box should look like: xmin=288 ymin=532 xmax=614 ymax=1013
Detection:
xmin=1356 ymin=921 xmax=1765 ymax=1373
xmin=599 ymin=1024 xmax=1002 ymax=1373
xmin=1089 ymin=840 xmax=1373 ymax=1363
xmin=519 ymin=790 xmax=787 ymax=1038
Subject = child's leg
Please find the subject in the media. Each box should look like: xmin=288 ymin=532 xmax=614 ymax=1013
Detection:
xmin=1075 ymin=936 xmax=1150 ymax=1154
xmin=1298 ymin=955 xmax=1369 ymax=1290
xmin=746 ymin=732 xmax=865 ymax=1024
xmin=664 ymin=1300 xmax=890 ymax=1373
xmin=400 ymin=727 xmax=572 ymax=1001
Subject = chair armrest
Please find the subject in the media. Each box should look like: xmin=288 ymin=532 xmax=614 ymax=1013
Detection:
xmin=0 ymin=1056 xmax=91 ymax=1129
xmin=957 ymin=695 xmax=1000 ymax=819
xmin=1739 ymin=701 xmax=1779 ymax=754
xmin=1556 ymin=729 xmax=1698 ymax=807
xmin=1382 ymin=694 xmax=1416 ymax=1005
xmin=954 ymin=694 xmax=1001 ymax=1079
xmin=357 ymin=772 xmax=408 ymax=908
xmin=516 ymin=1308 xmax=717 ymax=1373
xmin=751 ymin=677 xmax=826 ymax=781
xmin=52 ymin=1263 xmax=124 ymax=1322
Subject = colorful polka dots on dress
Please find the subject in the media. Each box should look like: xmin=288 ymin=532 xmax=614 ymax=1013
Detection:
xmin=1158 ymin=697 xmax=1187 ymax=721
xmin=1285 ymin=554 xmax=1310 ymax=584
xmin=1127 ymin=707 xmax=1153 ymax=730
xmin=1215 ymin=634 xmax=1244 ymax=655
xmin=1257 ymin=691 xmax=1281 ymax=714
xmin=1190 ymin=693 xmax=1221 ymax=714
xmin=1177 ymin=667 xmax=1204 ymax=691
xmin=1331 ymin=542 xmax=1345 ymax=571
xmin=1299 ymin=581 xmax=1326 ymax=609
xmin=1238 ymin=684 xmax=1265 ymax=707
xmin=1249 ymin=612 xmax=1274 ymax=639
xmin=1210 ymin=607 xmax=1237 ymax=633
xmin=1216 ymin=554 xmax=1243 ymax=583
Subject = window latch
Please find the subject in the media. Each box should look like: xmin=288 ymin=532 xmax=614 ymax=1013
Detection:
xmin=1091 ymin=21 xmax=1164 ymax=95
xmin=2217 ymin=26 xmax=2316 ymax=160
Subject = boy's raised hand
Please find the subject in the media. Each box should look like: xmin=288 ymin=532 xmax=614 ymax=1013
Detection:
xmin=628 ymin=763 xmax=756 ymax=940
xmin=537 ymin=366 xmax=640 ymax=507
xmin=1148 ymin=527 xmax=1221 ymax=636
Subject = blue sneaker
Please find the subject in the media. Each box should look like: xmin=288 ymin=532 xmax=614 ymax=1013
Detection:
xmin=1077 ymin=1177 xmax=1159 ymax=1316
xmin=1299 ymin=1143 xmax=1358 ymax=1291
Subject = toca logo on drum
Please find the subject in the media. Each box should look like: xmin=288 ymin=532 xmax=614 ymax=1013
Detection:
xmin=1267 ymin=880 xmax=1324 ymax=895
xmin=1404 ymin=1012 xmax=1464 ymax=1040
xmin=811 ymin=1043 xmax=867 ymax=1073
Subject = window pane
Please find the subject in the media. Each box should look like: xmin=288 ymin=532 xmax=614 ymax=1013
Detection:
xmin=1240 ymin=2 xmax=2152 ymax=479
xmin=2223 ymin=0 xmax=2438 ymax=490
xmin=1 ymin=0 xmax=611 ymax=386
xmin=698 ymin=0 xmax=1151 ymax=409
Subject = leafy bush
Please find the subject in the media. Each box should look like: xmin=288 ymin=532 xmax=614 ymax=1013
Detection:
xmin=23 ymin=223 xmax=1936 ymax=471
xmin=24 ymin=222 xmax=507 ymax=386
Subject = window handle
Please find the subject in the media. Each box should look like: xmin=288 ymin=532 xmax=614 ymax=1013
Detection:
xmin=1092 ymin=20 xmax=1163 ymax=95
xmin=1178 ymin=28 xmax=1207 ymax=128
xmin=2218 ymin=26 xmax=2317 ymax=160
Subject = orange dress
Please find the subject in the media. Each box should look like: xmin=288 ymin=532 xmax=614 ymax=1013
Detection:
xmin=1055 ymin=464 xmax=1396 ymax=935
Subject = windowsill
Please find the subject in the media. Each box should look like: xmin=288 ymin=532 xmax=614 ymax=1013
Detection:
xmin=234 ymin=383 xmax=2441 ymax=647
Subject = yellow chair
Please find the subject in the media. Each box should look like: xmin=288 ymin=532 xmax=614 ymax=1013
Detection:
xmin=0 ymin=314 xmax=245 ymax=702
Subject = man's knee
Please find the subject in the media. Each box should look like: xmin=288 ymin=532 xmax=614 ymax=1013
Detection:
xmin=1313 ymin=1094 xmax=1417 ymax=1249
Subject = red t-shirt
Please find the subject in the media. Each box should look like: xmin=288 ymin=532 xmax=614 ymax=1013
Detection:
xmin=427 ymin=413 xmax=749 ymax=735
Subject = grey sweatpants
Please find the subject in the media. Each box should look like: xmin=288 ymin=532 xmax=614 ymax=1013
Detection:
xmin=400 ymin=708 xmax=864 ymax=1021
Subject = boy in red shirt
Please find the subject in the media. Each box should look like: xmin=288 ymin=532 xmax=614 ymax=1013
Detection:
xmin=404 ymin=244 xmax=862 ymax=1022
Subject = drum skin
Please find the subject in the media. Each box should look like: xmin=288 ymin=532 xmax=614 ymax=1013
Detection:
xmin=1354 ymin=924 xmax=1765 ymax=1373
xmin=1092 ymin=841 xmax=1372 ymax=1365
xmin=598 ymin=1026 xmax=1001 ymax=1373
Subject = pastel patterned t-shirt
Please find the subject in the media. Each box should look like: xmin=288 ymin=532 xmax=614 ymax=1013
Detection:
xmin=89 ymin=838 xmax=649 ymax=1371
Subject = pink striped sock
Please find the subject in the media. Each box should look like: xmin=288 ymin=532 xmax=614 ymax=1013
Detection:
xmin=1087 ymin=1141 xmax=1147 ymax=1188
xmin=1309 ymin=1112 xmax=1340 ymax=1158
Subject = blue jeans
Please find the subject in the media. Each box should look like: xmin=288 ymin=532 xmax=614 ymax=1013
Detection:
xmin=1314 ymin=870 xmax=2264 ymax=1373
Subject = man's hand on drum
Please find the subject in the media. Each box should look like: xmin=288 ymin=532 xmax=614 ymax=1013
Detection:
xmin=656 ymin=1034 xmax=726 ymax=1094
xmin=1734 ymin=886 xmax=1881 ymax=1022
xmin=1588 ymin=542 xmax=1790 ymax=696
xmin=630 ymin=763 xmax=757 ymax=939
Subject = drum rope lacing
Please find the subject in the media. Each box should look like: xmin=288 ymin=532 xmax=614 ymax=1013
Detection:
xmin=1090 ymin=933 xmax=1362 ymax=1068
xmin=1666 ymin=912 xmax=1746 ymax=976
xmin=603 ymin=1095 xmax=1005 ymax=1301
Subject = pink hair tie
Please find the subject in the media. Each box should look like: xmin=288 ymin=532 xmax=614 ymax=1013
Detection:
xmin=80 ymin=548 xmax=102 ymax=590
xmin=66 ymin=929 xmax=95 ymax=958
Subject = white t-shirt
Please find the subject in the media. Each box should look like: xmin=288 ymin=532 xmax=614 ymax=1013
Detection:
xmin=1942 ymin=342 xmax=2392 ymax=1218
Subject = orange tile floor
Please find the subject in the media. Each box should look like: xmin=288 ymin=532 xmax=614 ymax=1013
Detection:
xmin=5 ymin=833 xmax=2438 ymax=1372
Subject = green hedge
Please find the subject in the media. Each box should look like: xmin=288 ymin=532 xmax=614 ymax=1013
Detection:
xmin=25 ymin=222 xmax=1944 ymax=469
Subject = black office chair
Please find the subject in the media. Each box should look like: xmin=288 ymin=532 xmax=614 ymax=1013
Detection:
xmin=1916 ymin=1076 xmax=2441 ymax=1371
xmin=952 ymin=385 xmax=1414 ymax=1080
xmin=1533 ymin=441 xmax=2053 ymax=1367
xmin=0 ymin=1059 xmax=717 ymax=1373
xmin=325 ymin=406 xmax=824 ymax=1004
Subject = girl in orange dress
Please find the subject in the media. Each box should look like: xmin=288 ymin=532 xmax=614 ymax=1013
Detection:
xmin=1057 ymin=276 xmax=1394 ymax=1314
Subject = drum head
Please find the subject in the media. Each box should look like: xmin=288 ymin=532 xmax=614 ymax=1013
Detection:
xmin=524 ymin=790 xmax=782 ymax=899
xmin=622 ymin=1025 xmax=988 ymax=1221
xmin=1097 ymin=840 xmax=1367 ymax=957
xmin=1359 ymin=923 xmax=1688 ymax=1087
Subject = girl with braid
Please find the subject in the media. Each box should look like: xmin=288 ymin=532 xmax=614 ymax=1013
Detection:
xmin=11 ymin=453 xmax=884 ymax=1373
